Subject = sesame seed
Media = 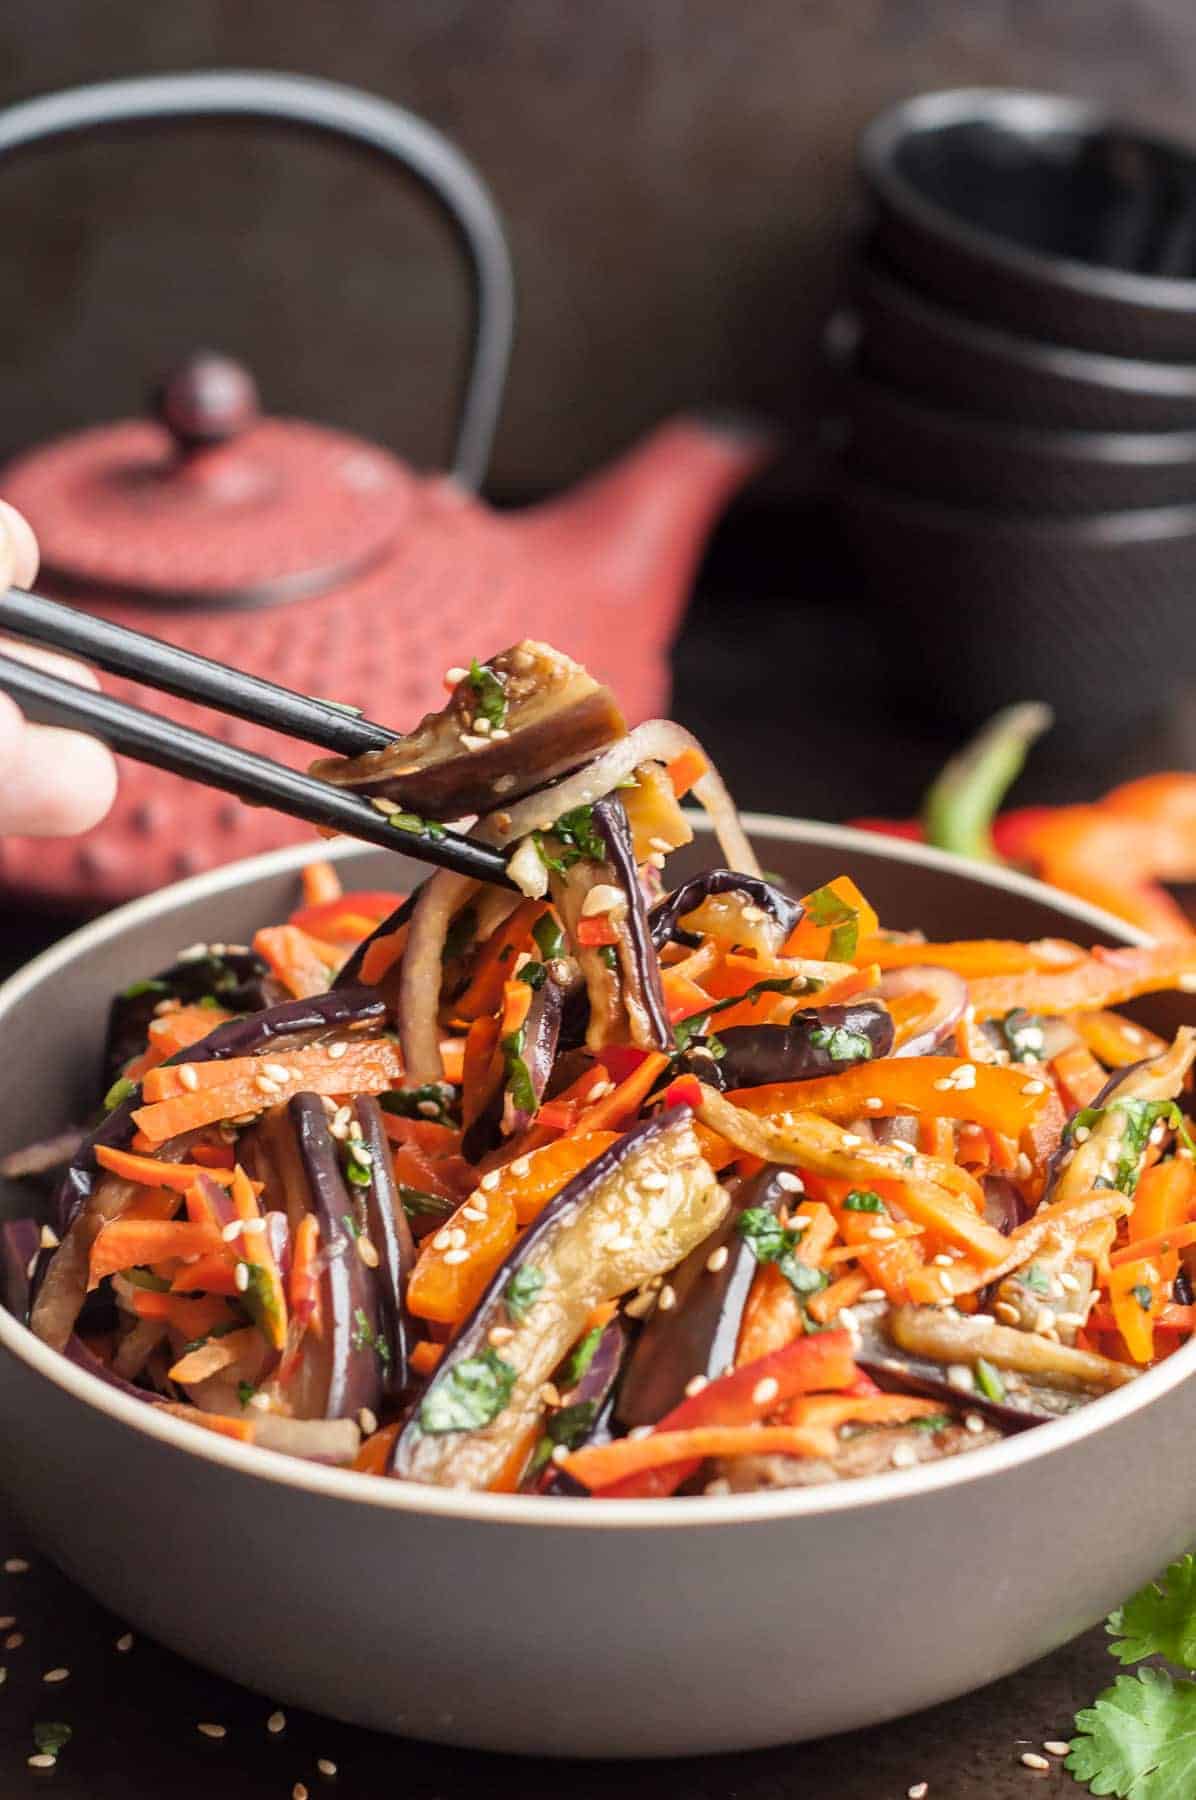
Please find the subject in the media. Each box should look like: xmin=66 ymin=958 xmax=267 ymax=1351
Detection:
xmin=623 ymin=1291 xmax=656 ymax=1319
xmin=448 ymin=1227 xmax=467 ymax=1248
xmin=864 ymin=1096 xmax=884 ymax=1110
xmin=994 ymin=1301 xmax=1020 ymax=1325
xmin=28 ymin=1754 xmax=57 ymax=1769
xmin=459 ymin=733 xmax=490 ymax=752
xmin=868 ymin=1224 xmax=895 ymax=1241
xmin=4 ymin=1557 xmax=30 ymax=1573
xmin=840 ymin=1133 xmax=863 ymax=1148
xmin=1020 ymin=1752 xmax=1050 ymax=1770
xmin=891 ymin=1442 xmax=918 ymax=1469
xmin=1033 ymin=1306 xmax=1056 ymax=1336
xmin=197 ymin=1721 xmax=227 ymax=1739
xmin=5 ymin=1631 xmax=24 ymax=1649
xmin=116 ymin=1631 xmax=134 ymax=1653
xmin=588 ymin=1079 xmax=614 ymax=1100
xmin=445 ymin=665 xmax=469 ymax=686
xmin=249 ymin=1392 xmax=271 ymax=1411
xmin=39 ymin=1223 xmax=59 ymax=1250
xmin=491 ymin=727 xmax=510 ymax=740
xmin=607 ymin=1233 xmax=635 ymax=1252
xmin=480 ymin=1170 xmax=501 ymax=1191
xmin=908 ymin=1785 xmax=929 ymax=1800
xmin=1016 ymin=1152 xmax=1033 ymax=1179
xmin=741 ymin=905 xmax=767 ymax=923
xmin=685 ymin=1375 xmax=709 ymax=1397
xmin=628 ymin=1425 xmax=654 ymax=1440
xmin=431 ymin=1230 xmax=452 ymax=1250
xmin=540 ymin=1382 xmax=562 ymax=1407
xmin=946 ymin=1364 xmax=975 ymax=1391
xmin=221 ymin=1220 xmax=243 ymax=1243
xmin=639 ymin=1172 xmax=669 ymax=1192
xmin=1072 ymin=1125 xmax=1090 ymax=1145
xmin=705 ymin=1246 xmax=729 ymax=1273
xmin=356 ymin=1237 xmax=380 ymax=1269
xmin=932 ymin=1077 xmax=954 ymax=1092
xmin=932 ymin=1253 xmax=954 ymax=1268
xmin=472 ymin=715 xmax=493 ymax=736
xmin=240 ymin=1217 xmax=267 ymax=1236
xmin=510 ymin=1155 xmax=533 ymax=1177
xmin=775 ymin=1171 xmax=803 ymax=1193
xmin=235 ymin=1263 xmax=250 ymax=1293
xmin=1056 ymin=1311 xmax=1086 ymax=1330
xmin=861 ymin=1288 xmax=886 ymax=1301
xmin=551 ymin=1444 xmax=570 ymax=1466
xmin=704 ymin=1478 xmax=732 ymax=1496
xmin=294 ymin=1785 xmax=310 ymax=1800
xmin=177 ymin=942 xmax=211 ymax=962
xmin=752 ymin=1376 xmax=780 ymax=1407
xmin=178 ymin=1063 xmax=200 ymax=1092
xmin=648 ymin=837 xmax=673 ymax=854
xmin=317 ymin=1758 xmax=338 ymax=1777
xmin=1043 ymin=1740 xmax=1070 ymax=1756
xmin=442 ymin=1248 xmax=469 ymax=1266
xmin=262 ymin=1062 xmax=290 ymax=1084
xmin=327 ymin=1041 xmax=349 ymax=1060
xmin=42 ymin=1666 xmax=69 ymax=1683
xmin=1178 ymin=973 xmax=1196 ymax=993
xmin=1059 ymin=1272 xmax=1080 ymax=1292
xmin=657 ymin=1284 xmax=677 ymax=1312
xmin=952 ymin=1063 xmax=977 ymax=1089
xmin=268 ymin=1710 xmax=286 ymax=1734
xmin=358 ymin=1407 xmax=378 ymax=1437
xmin=255 ymin=1073 xmax=281 ymax=1095
xmin=488 ymin=1325 xmax=515 ymax=1345
xmin=963 ymin=1413 xmax=986 ymax=1435
xmin=1021 ymin=1079 xmax=1046 ymax=1095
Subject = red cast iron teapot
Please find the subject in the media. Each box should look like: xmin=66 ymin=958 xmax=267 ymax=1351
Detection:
xmin=0 ymin=72 xmax=772 ymax=905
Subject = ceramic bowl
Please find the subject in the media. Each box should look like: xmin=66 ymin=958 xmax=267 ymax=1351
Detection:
xmin=860 ymin=88 xmax=1196 ymax=358
xmin=0 ymin=822 xmax=1192 ymax=1757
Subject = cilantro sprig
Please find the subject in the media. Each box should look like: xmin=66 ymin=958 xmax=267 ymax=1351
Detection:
xmin=737 ymin=1207 xmax=826 ymax=1303
xmin=1069 ymin=1556 xmax=1196 ymax=1796
xmin=468 ymin=658 xmax=509 ymax=729
xmin=1066 ymin=1099 xmax=1196 ymax=1196
xmin=803 ymin=883 xmax=860 ymax=961
xmin=533 ymin=804 xmax=607 ymax=875
xmin=419 ymin=1348 xmax=516 ymax=1434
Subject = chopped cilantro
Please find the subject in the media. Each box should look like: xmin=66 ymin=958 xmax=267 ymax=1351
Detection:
xmin=974 ymin=1357 xmax=1005 ymax=1403
xmin=197 ymin=994 xmax=224 ymax=1010
xmin=505 ymin=1265 xmax=545 ymax=1325
xmin=532 ymin=913 xmax=564 ymax=960
xmin=341 ymin=1211 xmax=362 ymax=1241
xmin=468 ymin=657 xmax=509 ymax=729
xmin=399 ymin=1187 xmax=455 ymax=1220
xmin=501 ymin=1026 xmax=538 ymax=1115
xmin=389 ymin=811 xmax=447 ymax=841
xmin=124 ymin=1266 xmax=172 ymax=1292
xmin=672 ymin=977 xmax=803 ymax=1058
xmin=808 ymin=1023 xmax=874 ymax=1064
xmin=1021 ymin=1263 xmax=1050 ymax=1296
xmin=558 ymin=1325 xmax=603 ymax=1391
xmin=1132 ymin=1283 xmax=1154 ymax=1312
xmin=236 ymin=1380 xmax=257 ymax=1409
xmin=999 ymin=1008 xmax=1047 ymax=1063
xmin=381 ymin=1083 xmax=457 ymax=1126
xmin=351 ymin=1306 xmax=393 ymax=1372
xmin=528 ymin=1398 xmax=600 ymax=1477
xmin=906 ymin=1413 xmax=952 ymax=1433
xmin=803 ymin=883 xmax=860 ymax=961
xmin=342 ymin=1134 xmax=373 ymax=1189
xmin=842 ymin=1189 xmax=885 ymax=1213
xmin=598 ymin=944 xmax=619 ymax=972
xmin=33 ymin=1722 xmax=72 ymax=1758
xmin=443 ymin=904 xmax=479 ymax=963
xmin=1068 ymin=1098 xmax=1196 ymax=1196
xmin=533 ymin=804 xmax=607 ymax=875
xmin=738 ymin=1207 xmax=826 ymax=1300
xmin=120 ymin=976 xmax=169 ymax=999
xmin=517 ymin=959 xmax=548 ymax=990
xmin=103 ymin=1075 xmax=137 ymax=1112
xmin=419 ymin=1347 xmax=516 ymax=1433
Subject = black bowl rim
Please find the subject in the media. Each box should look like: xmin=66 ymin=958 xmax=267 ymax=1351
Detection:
xmin=843 ymin=364 xmax=1196 ymax=464
xmin=835 ymin=468 xmax=1196 ymax=541
xmin=860 ymin=87 xmax=1196 ymax=315
xmin=858 ymin=258 xmax=1196 ymax=395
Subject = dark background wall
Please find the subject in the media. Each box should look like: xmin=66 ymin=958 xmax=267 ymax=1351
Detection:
xmin=1 ymin=1 xmax=1195 ymax=497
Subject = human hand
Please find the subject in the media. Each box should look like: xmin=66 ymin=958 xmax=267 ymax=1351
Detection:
xmin=0 ymin=499 xmax=117 ymax=836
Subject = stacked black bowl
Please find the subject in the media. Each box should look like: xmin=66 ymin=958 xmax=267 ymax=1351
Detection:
xmin=828 ymin=89 xmax=1196 ymax=736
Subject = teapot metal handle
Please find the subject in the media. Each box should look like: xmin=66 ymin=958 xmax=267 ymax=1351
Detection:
xmin=0 ymin=71 xmax=514 ymax=490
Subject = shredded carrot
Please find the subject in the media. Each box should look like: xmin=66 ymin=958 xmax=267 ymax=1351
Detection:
xmin=567 ymin=1424 xmax=838 ymax=1491
xmin=499 ymin=978 xmax=534 ymax=1039
xmin=454 ymin=899 xmax=548 ymax=1021
xmin=724 ymin=1058 xmax=1055 ymax=1139
xmin=129 ymin=1288 xmax=234 ymax=1338
xmin=855 ymin=936 xmax=1086 ymax=977
xmin=132 ymin=1038 xmax=403 ymax=1143
xmin=230 ymin=1165 xmax=288 ymax=1351
xmin=360 ymin=924 xmax=409 ymax=987
xmin=968 ymin=940 xmax=1196 ymax=1020
xmin=289 ymin=1213 xmax=324 ymax=1339
xmin=736 ymin=1264 xmax=803 ymax=1365
xmin=571 ymin=1051 xmax=671 ymax=1136
xmin=170 ymin=1252 xmax=239 ymax=1296
xmin=805 ymin=1268 xmax=870 ymax=1325
xmin=666 ymin=746 xmax=709 ymax=799
xmin=353 ymin=1420 xmax=402 ymax=1475
xmin=782 ymin=1392 xmax=943 ymax=1430
xmin=95 ymin=1146 xmax=239 ymax=1191
xmin=89 ymin=1219 xmax=222 ymax=1289
xmin=379 ymin=1113 xmax=462 ymax=1157
xmin=1128 ymin=1158 xmax=1195 ymax=1246
xmin=252 ymin=924 xmax=341 ymax=1000
xmin=301 ymin=860 xmax=343 ymax=908
xmin=169 ymin=1325 xmax=260 ymax=1386
xmin=1110 ymin=1220 xmax=1196 ymax=1268
xmin=1075 ymin=1009 xmax=1169 ymax=1069
xmin=408 ymin=1340 xmax=444 ymax=1378
xmin=1050 ymin=1043 xmax=1108 ymax=1110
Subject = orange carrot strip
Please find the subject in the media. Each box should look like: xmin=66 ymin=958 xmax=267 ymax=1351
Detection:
xmin=571 ymin=1051 xmax=671 ymax=1137
xmin=1050 ymin=1043 xmax=1109 ymax=1111
xmin=782 ymin=1392 xmax=943 ymax=1430
xmin=301 ymin=860 xmax=343 ymax=908
xmin=1075 ymin=1010 xmax=1169 ymax=1070
xmin=408 ymin=1340 xmax=444 ymax=1378
xmin=1128 ymin=1158 xmax=1195 ymax=1246
xmin=805 ymin=1269 xmax=870 ymax=1326
xmin=253 ymin=924 xmax=339 ymax=1000
xmin=499 ymin=978 xmax=533 ymax=1039
xmin=230 ymin=1164 xmax=288 ymax=1351
xmin=95 ymin=1146 xmax=238 ymax=1191
xmin=666 ymin=746 xmax=709 ymax=799
xmin=132 ymin=1039 xmax=403 ymax=1143
xmin=1110 ymin=1220 xmax=1196 ymax=1268
xmin=170 ymin=1252 xmax=239 ymax=1296
xmin=360 ymin=924 xmax=410 ymax=987
xmin=353 ymin=1420 xmax=402 ymax=1474
xmin=169 ymin=1325 xmax=260 ymax=1386
xmin=784 ymin=876 xmax=879 ymax=961
xmin=736 ymin=1264 xmax=803 ymax=1365
xmin=454 ymin=899 xmax=548 ymax=1021
xmin=406 ymin=1188 xmax=518 ymax=1325
xmin=379 ymin=1113 xmax=462 ymax=1157
xmin=89 ymin=1219 xmax=222 ymax=1288
xmin=567 ymin=1425 xmax=838 ymax=1491
xmin=485 ymin=1131 xmax=619 ymax=1227
xmin=129 ymin=1289 xmax=233 ymax=1338
xmin=724 ymin=1058 xmax=1053 ymax=1138
xmin=289 ymin=1212 xmax=324 ymax=1340
xmin=856 ymin=936 xmax=1086 ymax=977
xmin=908 ymin=1186 xmax=1130 ymax=1302
xmin=159 ymin=1402 xmax=255 ymax=1444
xmin=968 ymin=941 xmax=1196 ymax=1020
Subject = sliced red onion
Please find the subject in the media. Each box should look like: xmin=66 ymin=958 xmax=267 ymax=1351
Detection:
xmin=878 ymin=965 xmax=968 ymax=1057
xmin=395 ymin=869 xmax=477 ymax=1082
xmin=473 ymin=720 xmax=761 ymax=878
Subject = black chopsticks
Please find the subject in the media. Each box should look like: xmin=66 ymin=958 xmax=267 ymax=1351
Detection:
xmin=2 ymin=585 xmax=394 ymax=756
xmin=0 ymin=593 xmax=516 ymax=890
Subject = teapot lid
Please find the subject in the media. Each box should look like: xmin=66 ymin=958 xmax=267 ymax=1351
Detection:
xmin=0 ymin=352 xmax=414 ymax=607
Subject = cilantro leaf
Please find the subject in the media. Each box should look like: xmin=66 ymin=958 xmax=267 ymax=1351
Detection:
xmin=501 ymin=1026 xmax=538 ymax=1115
xmin=33 ymin=1723 xmax=72 ymax=1758
xmin=468 ymin=658 xmax=508 ymax=729
xmin=419 ymin=1348 xmax=517 ymax=1434
xmin=388 ymin=811 xmax=447 ymax=841
xmin=120 ymin=976 xmax=169 ymax=999
xmin=1021 ymin=1263 xmax=1050 ymax=1296
xmin=738 ymin=1207 xmax=826 ymax=1300
xmin=1066 ymin=1099 xmax=1196 ymax=1197
xmin=532 ymin=913 xmax=564 ymax=960
xmin=236 ymin=1380 xmax=256 ymax=1409
xmin=342 ymin=1134 xmax=373 ymax=1189
xmin=803 ymin=883 xmax=860 ymax=961
xmin=1108 ymin=1557 xmax=1196 ymax=1669
xmin=103 ymin=1075 xmax=137 ymax=1112
xmin=808 ymin=1023 xmax=874 ymax=1064
xmin=351 ymin=1306 xmax=393 ymax=1372
xmin=558 ymin=1325 xmax=603 ymax=1391
xmin=999 ymin=1008 xmax=1047 ymax=1063
xmin=517 ymin=959 xmax=548 ymax=990
xmin=505 ymin=1265 xmax=545 ymax=1325
xmin=399 ymin=1186 xmax=455 ymax=1221
xmin=1069 ymin=1667 xmax=1196 ymax=1798
xmin=381 ymin=1083 xmax=457 ymax=1126
xmin=842 ymin=1189 xmax=884 ymax=1213
xmin=527 ymin=1398 xmax=601 ymax=1478
xmin=533 ymin=804 xmax=607 ymax=875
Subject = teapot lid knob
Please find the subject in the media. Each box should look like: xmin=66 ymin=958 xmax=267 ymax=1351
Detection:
xmin=154 ymin=351 xmax=260 ymax=452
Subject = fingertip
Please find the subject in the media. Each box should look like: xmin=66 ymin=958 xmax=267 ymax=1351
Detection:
xmin=0 ymin=500 xmax=40 ymax=590
xmin=44 ymin=732 xmax=119 ymax=835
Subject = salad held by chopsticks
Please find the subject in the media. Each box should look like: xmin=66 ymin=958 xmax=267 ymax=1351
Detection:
xmin=4 ymin=641 xmax=1195 ymax=1498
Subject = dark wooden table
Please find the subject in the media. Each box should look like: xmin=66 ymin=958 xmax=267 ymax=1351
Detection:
xmin=0 ymin=502 xmax=1187 ymax=1798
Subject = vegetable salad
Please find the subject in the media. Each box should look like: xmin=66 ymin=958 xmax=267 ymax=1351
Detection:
xmin=5 ymin=640 xmax=1196 ymax=1498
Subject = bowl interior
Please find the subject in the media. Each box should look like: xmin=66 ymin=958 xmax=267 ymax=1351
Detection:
xmin=0 ymin=818 xmax=1190 ymax=1530
xmin=892 ymin=103 xmax=1196 ymax=281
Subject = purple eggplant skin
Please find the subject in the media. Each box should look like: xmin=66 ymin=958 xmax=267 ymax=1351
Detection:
xmin=53 ymin=986 xmax=387 ymax=1240
xmin=855 ymin=1356 xmax=1049 ymax=1436
xmin=614 ymin=1165 xmax=788 ymax=1430
xmin=103 ymin=949 xmax=282 ymax=1089
xmin=591 ymin=796 xmax=671 ymax=1052
xmin=461 ymin=975 xmax=565 ymax=1164
xmin=536 ymin=1315 xmax=629 ymax=1495
xmin=687 ymin=1003 xmax=896 ymax=1092
xmin=289 ymin=1094 xmax=386 ymax=1423
xmin=392 ymin=1107 xmax=694 ymax=1478
xmin=352 ymin=1096 xmax=416 ymax=1399
xmin=649 ymin=871 xmax=801 ymax=952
